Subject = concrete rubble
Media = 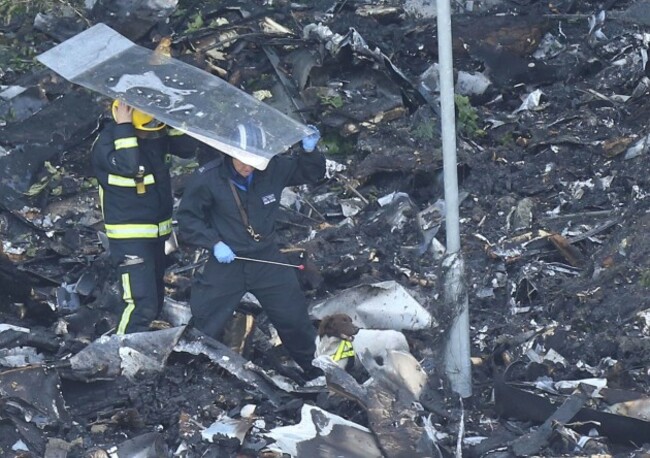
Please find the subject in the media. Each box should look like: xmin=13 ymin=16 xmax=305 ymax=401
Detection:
xmin=1 ymin=0 xmax=650 ymax=456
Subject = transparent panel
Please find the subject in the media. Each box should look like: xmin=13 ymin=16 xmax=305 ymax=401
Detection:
xmin=36 ymin=23 xmax=312 ymax=170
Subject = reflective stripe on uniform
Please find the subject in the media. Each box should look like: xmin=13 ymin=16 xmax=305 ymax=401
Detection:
xmin=158 ymin=219 xmax=172 ymax=235
xmin=105 ymin=218 xmax=173 ymax=239
xmin=98 ymin=185 xmax=105 ymax=219
xmin=107 ymin=173 xmax=155 ymax=187
xmin=117 ymin=272 xmax=135 ymax=334
xmin=332 ymin=340 xmax=354 ymax=362
xmin=114 ymin=137 xmax=138 ymax=150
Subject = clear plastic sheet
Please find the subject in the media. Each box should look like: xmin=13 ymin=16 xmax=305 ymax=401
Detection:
xmin=37 ymin=23 xmax=311 ymax=170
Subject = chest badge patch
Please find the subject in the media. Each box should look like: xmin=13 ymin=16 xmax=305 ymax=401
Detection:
xmin=261 ymin=194 xmax=276 ymax=205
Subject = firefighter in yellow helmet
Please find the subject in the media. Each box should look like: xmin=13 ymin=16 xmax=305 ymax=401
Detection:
xmin=111 ymin=100 xmax=167 ymax=132
xmin=91 ymin=101 xmax=198 ymax=334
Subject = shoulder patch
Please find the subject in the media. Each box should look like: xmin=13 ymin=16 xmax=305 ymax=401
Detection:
xmin=197 ymin=158 xmax=221 ymax=174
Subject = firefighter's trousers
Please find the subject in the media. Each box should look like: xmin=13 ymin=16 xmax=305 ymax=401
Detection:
xmin=189 ymin=245 xmax=316 ymax=370
xmin=109 ymin=238 xmax=167 ymax=334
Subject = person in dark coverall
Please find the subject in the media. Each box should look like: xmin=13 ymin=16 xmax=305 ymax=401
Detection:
xmin=91 ymin=100 xmax=197 ymax=334
xmin=176 ymin=122 xmax=324 ymax=376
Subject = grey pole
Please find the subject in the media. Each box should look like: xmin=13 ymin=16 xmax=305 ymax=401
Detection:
xmin=436 ymin=0 xmax=472 ymax=397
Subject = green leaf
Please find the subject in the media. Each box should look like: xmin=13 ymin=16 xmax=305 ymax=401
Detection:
xmin=186 ymin=13 xmax=204 ymax=32
xmin=24 ymin=178 xmax=50 ymax=197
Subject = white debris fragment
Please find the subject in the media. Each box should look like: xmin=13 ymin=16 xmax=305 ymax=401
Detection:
xmin=252 ymin=90 xmax=272 ymax=101
xmin=325 ymin=159 xmax=346 ymax=178
xmin=513 ymin=89 xmax=544 ymax=114
xmin=404 ymin=0 xmax=437 ymax=19
xmin=119 ymin=347 xmax=166 ymax=380
xmin=12 ymin=440 xmax=28 ymax=451
xmin=637 ymin=308 xmax=650 ymax=334
xmin=533 ymin=33 xmax=565 ymax=59
xmin=588 ymin=10 xmax=608 ymax=42
xmin=0 ymin=85 xmax=27 ymax=100
xmin=543 ymin=348 xmax=568 ymax=366
xmin=555 ymin=378 xmax=607 ymax=391
xmin=464 ymin=436 xmax=488 ymax=446
xmin=201 ymin=414 xmax=251 ymax=444
xmin=608 ymin=398 xmax=650 ymax=421
xmin=0 ymin=347 xmax=44 ymax=367
xmin=2 ymin=242 xmax=26 ymax=256
xmin=310 ymin=280 xmax=435 ymax=330
xmin=0 ymin=323 xmax=30 ymax=333
xmin=340 ymin=197 xmax=365 ymax=217
xmin=280 ymin=187 xmax=301 ymax=209
xmin=624 ymin=133 xmax=650 ymax=159
xmin=456 ymin=70 xmax=491 ymax=96
xmin=265 ymin=404 xmax=382 ymax=458
xmin=240 ymin=404 xmax=256 ymax=418
xmin=377 ymin=191 xmax=408 ymax=207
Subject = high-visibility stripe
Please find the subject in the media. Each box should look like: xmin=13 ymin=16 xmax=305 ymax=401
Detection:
xmin=105 ymin=218 xmax=173 ymax=239
xmin=332 ymin=340 xmax=354 ymax=362
xmin=117 ymin=272 xmax=135 ymax=334
xmin=106 ymin=224 xmax=159 ymax=238
xmin=107 ymin=173 xmax=155 ymax=187
xmin=158 ymin=219 xmax=172 ymax=235
xmin=98 ymin=185 xmax=105 ymax=219
xmin=114 ymin=137 xmax=138 ymax=150
xmin=168 ymin=128 xmax=185 ymax=137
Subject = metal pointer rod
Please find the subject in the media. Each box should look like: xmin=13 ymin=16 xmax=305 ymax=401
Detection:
xmin=235 ymin=256 xmax=305 ymax=270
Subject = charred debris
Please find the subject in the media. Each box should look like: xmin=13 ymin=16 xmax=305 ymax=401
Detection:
xmin=1 ymin=0 xmax=650 ymax=456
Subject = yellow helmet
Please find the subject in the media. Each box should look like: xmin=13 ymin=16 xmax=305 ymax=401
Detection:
xmin=111 ymin=100 xmax=166 ymax=131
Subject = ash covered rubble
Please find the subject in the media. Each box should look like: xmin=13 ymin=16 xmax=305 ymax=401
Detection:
xmin=1 ymin=0 xmax=650 ymax=456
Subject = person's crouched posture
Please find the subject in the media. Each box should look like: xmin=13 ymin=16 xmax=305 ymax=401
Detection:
xmin=92 ymin=101 xmax=197 ymax=334
xmin=177 ymin=123 xmax=324 ymax=374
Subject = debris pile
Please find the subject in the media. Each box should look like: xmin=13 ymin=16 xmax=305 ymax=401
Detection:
xmin=1 ymin=0 xmax=650 ymax=456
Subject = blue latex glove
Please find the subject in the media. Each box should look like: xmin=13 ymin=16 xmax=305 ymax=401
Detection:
xmin=301 ymin=125 xmax=321 ymax=152
xmin=213 ymin=241 xmax=235 ymax=263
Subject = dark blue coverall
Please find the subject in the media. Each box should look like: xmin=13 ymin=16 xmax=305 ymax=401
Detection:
xmin=176 ymin=152 xmax=325 ymax=370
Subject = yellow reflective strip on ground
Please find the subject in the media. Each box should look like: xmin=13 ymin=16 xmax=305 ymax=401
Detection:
xmin=108 ymin=175 xmax=136 ymax=187
xmin=167 ymin=128 xmax=184 ymax=137
xmin=117 ymin=272 xmax=135 ymax=334
xmin=114 ymin=137 xmax=138 ymax=150
xmin=105 ymin=224 xmax=160 ymax=239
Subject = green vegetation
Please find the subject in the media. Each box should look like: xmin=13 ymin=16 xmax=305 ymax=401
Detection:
xmin=23 ymin=161 xmax=63 ymax=197
xmin=455 ymin=94 xmax=485 ymax=139
xmin=0 ymin=0 xmax=87 ymax=75
xmin=412 ymin=118 xmax=436 ymax=141
xmin=246 ymin=73 xmax=274 ymax=92
xmin=411 ymin=95 xmax=485 ymax=141
xmin=82 ymin=177 xmax=98 ymax=190
xmin=320 ymin=133 xmax=355 ymax=155
xmin=0 ymin=0 xmax=39 ymax=23
xmin=639 ymin=269 xmax=650 ymax=287
xmin=170 ymin=157 xmax=199 ymax=177
xmin=186 ymin=12 xmax=204 ymax=32
xmin=320 ymin=95 xmax=344 ymax=109
xmin=0 ymin=0 xmax=84 ymax=24
xmin=498 ymin=131 xmax=515 ymax=147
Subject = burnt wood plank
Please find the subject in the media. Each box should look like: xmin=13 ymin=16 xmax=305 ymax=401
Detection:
xmin=510 ymin=391 xmax=588 ymax=457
